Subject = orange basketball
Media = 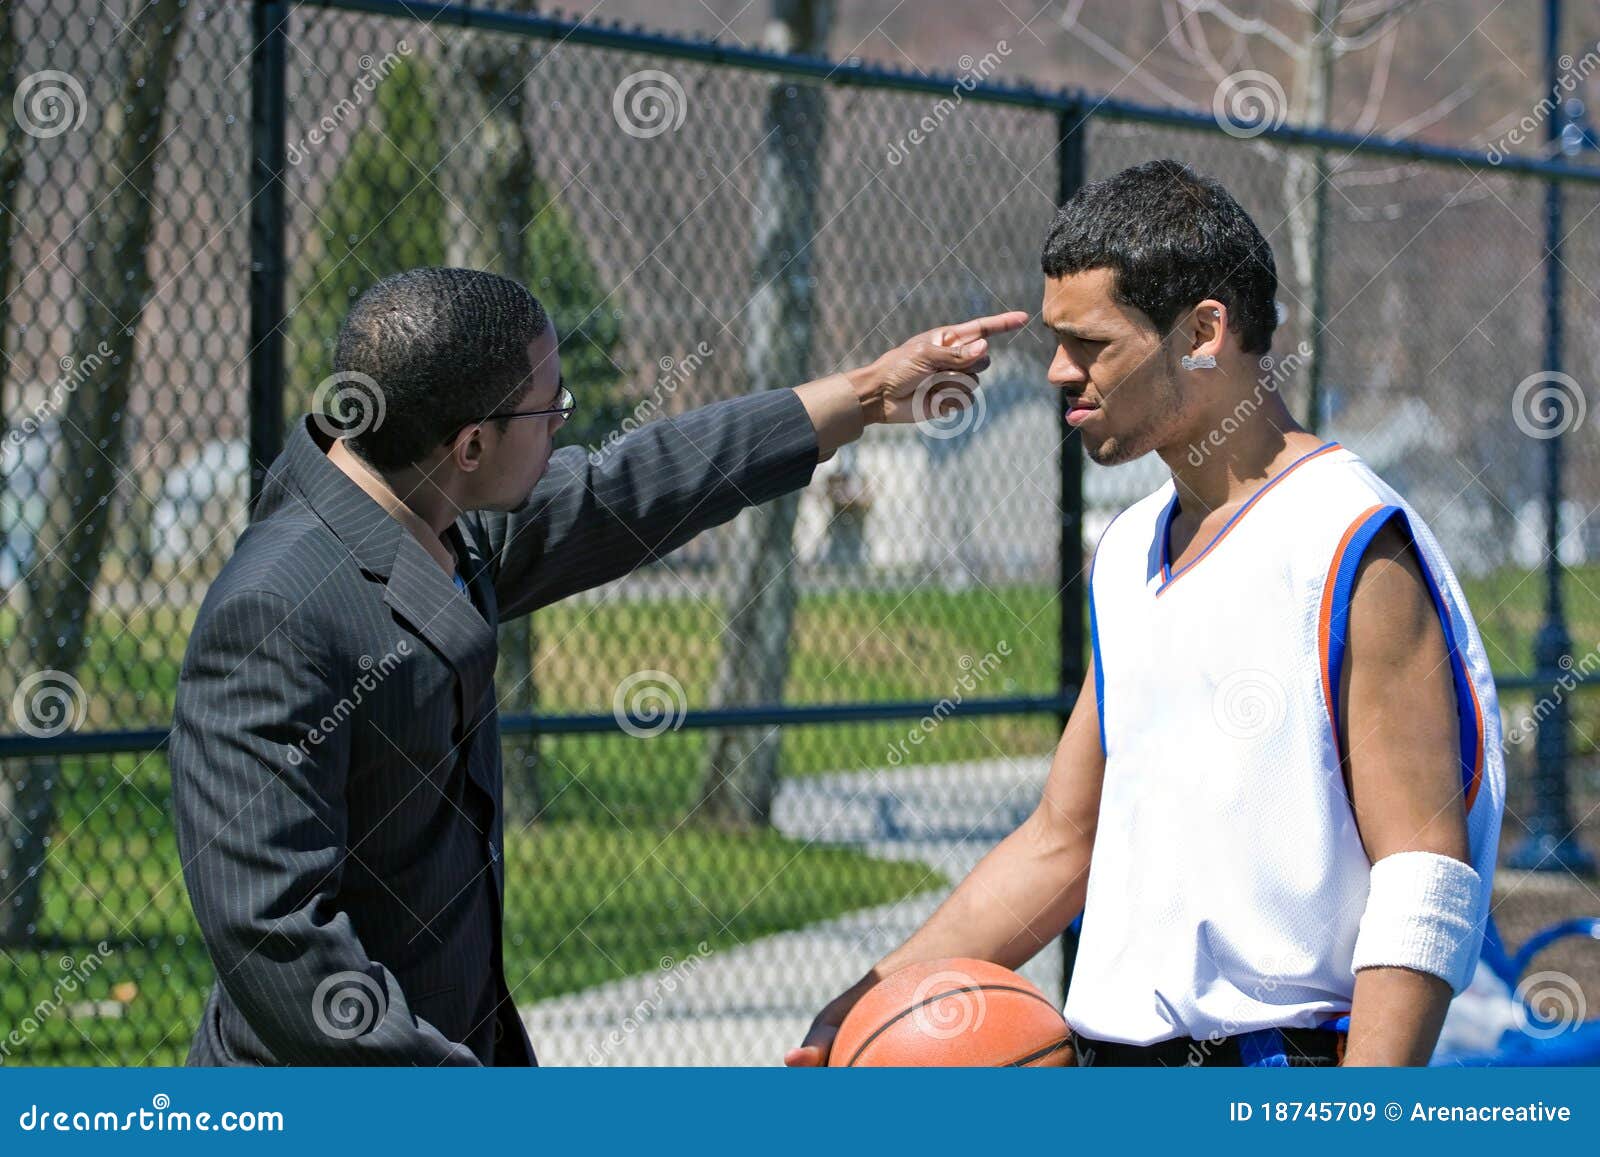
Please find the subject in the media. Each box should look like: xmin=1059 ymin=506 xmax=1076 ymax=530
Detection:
xmin=829 ymin=958 xmax=1075 ymax=1067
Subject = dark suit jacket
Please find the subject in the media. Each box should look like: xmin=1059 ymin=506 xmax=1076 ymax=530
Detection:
xmin=169 ymin=389 xmax=820 ymax=1065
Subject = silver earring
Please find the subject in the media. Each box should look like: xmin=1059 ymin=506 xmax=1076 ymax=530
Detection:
xmin=1181 ymin=353 xmax=1217 ymax=371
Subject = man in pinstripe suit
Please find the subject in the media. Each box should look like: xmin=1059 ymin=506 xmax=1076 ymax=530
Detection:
xmin=169 ymin=266 xmax=1026 ymax=1065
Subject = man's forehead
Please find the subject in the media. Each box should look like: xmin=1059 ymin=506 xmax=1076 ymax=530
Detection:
xmin=526 ymin=323 xmax=559 ymax=363
xmin=524 ymin=327 xmax=561 ymax=397
xmin=1042 ymin=269 xmax=1125 ymax=324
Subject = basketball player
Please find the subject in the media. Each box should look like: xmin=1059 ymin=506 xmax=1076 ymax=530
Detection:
xmin=787 ymin=159 xmax=1505 ymax=1068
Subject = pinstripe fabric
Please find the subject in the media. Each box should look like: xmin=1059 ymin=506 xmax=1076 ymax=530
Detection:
xmin=170 ymin=389 xmax=820 ymax=1066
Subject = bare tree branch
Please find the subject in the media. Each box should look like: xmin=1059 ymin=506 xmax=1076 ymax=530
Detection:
xmin=1165 ymin=0 xmax=1235 ymax=84
xmin=1176 ymin=0 xmax=1308 ymax=61
xmin=1380 ymin=80 xmax=1476 ymax=140
xmin=1056 ymin=4 xmax=1199 ymax=105
xmin=1338 ymin=0 xmax=1411 ymax=21
xmin=1332 ymin=160 xmax=1426 ymax=187
xmin=1336 ymin=0 xmax=1427 ymax=51
xmin=1351 ymin=21 xmax=1398 ymax=133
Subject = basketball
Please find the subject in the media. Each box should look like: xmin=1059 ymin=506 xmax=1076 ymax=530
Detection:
xmin=829 ymin=958 xmax=1075 ymax=1067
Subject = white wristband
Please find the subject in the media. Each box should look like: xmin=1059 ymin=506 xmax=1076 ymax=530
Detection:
xmin=1351 ymin=850 xmax=1483 ymax=996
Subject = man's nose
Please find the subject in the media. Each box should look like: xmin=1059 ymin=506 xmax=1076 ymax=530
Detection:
xmin=1048 ymin=349 xmax=1087 ymax=386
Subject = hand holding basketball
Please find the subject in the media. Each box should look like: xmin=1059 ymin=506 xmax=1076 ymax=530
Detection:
xmin=786 ymin=958 xmax=1074 ymax=1068
xmin=784 ymin=976 xmax=873 ymax=1067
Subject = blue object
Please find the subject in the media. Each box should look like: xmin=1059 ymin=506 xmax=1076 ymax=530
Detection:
xmin=1430 ymin=914 xmax=1600 ymax=1066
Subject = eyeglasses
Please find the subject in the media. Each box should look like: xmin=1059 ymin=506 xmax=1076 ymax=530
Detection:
xmin=483 ymin=383 xmax=575 ymax=423
xmin=451 ymin=383 xmax=576 ymax=443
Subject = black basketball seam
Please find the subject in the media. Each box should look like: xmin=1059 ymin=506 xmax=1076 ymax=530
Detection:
xmin=1005 ymin=1036 xmax=1074 ymax=1067
xmin=845 ymin=983 xmax=1063 ymax=1067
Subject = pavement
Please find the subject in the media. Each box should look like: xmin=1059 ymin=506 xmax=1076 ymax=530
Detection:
xmin=521 ymin=758 xmax=1059 ymax=1066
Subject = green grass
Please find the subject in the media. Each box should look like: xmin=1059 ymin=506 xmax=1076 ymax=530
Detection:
xmin=3 ymin=581 xmax=1059 ymax=726
xmin=3 ymin=564 xmax=1596 ymax=1064
xmin=3 ymin=756 xmax=943 ymax=1065
xmin=1462 ymin=564 xmax=1600 ymax=678
xmin=10 ymin=563 xmax=1595 ymax=744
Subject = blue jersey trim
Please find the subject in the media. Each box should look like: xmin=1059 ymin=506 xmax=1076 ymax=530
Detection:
xmin=1157 ymin=441 xmax=1340 ymax=593
xmin=1086 ymin=500 xmax=1137 ymax=761
xmin=1325 ymin=505 xmax=1481 ymax=804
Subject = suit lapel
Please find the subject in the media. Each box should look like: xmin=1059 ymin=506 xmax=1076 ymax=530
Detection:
xmin=448 ymin=521 xmax=500 ymax=634
xmin=382 ymin=520 xmax=500 ymax=803
xmin=274 ymin=416 xmax=504 ymax=806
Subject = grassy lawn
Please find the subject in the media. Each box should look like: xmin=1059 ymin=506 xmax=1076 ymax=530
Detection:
xmin=2 ymin=564 xmax=1595 ymax=1064
xmin=8 ymin=562 xmax=1594 ymax=715
xmin=8 ymin=563 xmax=1595 ymax=745
xmin=4 ymin=754 xmax=942 ymax=1065
xmin=3 ymin=580 xmax=1061 ymax=728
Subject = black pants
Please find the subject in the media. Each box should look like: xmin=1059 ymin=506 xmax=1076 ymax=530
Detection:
xmin=1072 ymin=1026 xmax=1346 ymax=1067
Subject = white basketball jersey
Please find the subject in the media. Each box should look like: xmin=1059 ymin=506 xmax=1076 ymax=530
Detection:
xmin=1063 ymin=441 xmax=1505 ymax=1046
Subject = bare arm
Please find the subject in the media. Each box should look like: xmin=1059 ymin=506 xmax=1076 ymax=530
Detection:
xmin=784 ymin=652 xmax=1105 ymax=1065
xmin=1338 ymin=521 xmax=1471 ymax=1066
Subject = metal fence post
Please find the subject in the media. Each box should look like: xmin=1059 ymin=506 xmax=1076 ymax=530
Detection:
xmin=1056 ymin=100 xmax=1087 ymax=1003
xmin=1510 ymin=0 xmax=1594 ymax=874
xmin=249 ymin=0 xmax=288 ymax=510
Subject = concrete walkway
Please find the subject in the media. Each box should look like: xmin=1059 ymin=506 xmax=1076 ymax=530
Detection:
xmin=521 ymin=757 xmax=1056 ymax=1066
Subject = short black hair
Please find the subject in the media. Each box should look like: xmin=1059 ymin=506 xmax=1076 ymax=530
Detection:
xmin=1040 ymin=159 xmax=1278 ymax=355
xmin=331 ymin=267 xmax=550 ymax=471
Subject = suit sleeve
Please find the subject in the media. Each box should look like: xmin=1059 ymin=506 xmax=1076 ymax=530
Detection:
xmin=476 ymin=387 xmax=821 ymax=620
xmin=169 ymin=589 xmax=480 ymax=1065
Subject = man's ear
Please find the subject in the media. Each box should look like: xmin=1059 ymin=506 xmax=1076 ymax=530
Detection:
xmin=1188 ymin=298 xmax=1227 ymax=360
xmin=446 ymin=424 xmax=486 ymax=474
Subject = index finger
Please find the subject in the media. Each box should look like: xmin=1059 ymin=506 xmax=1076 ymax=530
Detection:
xmin=937 ymin=310 xmax=1030 ymax=345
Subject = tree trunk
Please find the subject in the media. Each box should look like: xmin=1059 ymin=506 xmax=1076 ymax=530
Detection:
xmin=443 ymin=8 xmax=546 ymax=827
xmin=3 ymin=0 xmax=188 ymax=946
xmin=695 ymin=0 xmax=832 ymax=829
xmin=1281 ymin=0 xmax=1338 ymax=428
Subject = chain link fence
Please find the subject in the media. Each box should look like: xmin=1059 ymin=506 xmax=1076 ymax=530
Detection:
xmin=1 ymin=0 xmax=1595 ymax=1064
